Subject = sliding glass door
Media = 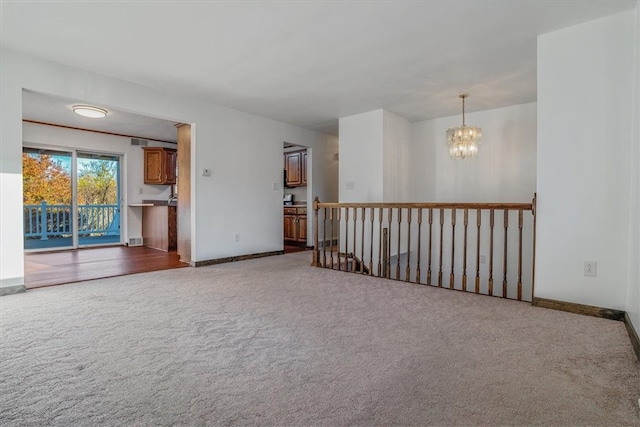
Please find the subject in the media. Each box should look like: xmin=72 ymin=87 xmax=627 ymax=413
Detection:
xmin=23 ymin=148 xmax=74 ymax=250
xmin=23 ymin=147 xmax=122 ymax=251
xmin=76 ymin=152 xmax=121 ymax=247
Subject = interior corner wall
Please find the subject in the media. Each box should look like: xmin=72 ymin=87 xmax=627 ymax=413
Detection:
xmin=0 ymin=76 xmax=24 ymax=289
xmin=625 ymin=3 xmax=640 ymax=332
xmin=410 ymin=102 xmax=537 ymax=203
xmin=338 ymin=110 xmax=384 ymax=202
xmin=537 ymin=10 xmax=635 ymax=310
xmin=382 ymin=110 xmax=412 ymax=202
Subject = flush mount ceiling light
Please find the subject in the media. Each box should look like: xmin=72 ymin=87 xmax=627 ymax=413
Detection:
xmin=72 ymin=105 xmax=108 ymax=118
xmin=446 ymin=94 xmax=482 ymax=159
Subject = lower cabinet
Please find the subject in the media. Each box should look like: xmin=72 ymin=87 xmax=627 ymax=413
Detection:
xmin=142 ymin=205 xmax=177 ymax=252
xmin=284 ymin=207 xmax=307 ymax=244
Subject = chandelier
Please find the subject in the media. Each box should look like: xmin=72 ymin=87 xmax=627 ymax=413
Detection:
xmin=446 ymin=94 xmax=481 ymax=159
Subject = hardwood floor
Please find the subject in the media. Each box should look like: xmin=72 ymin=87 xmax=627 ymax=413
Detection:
xmin=284 ymin=245 xmax=308 ymax=254
xmin=24 ymin=246 xmax=188 ymax=289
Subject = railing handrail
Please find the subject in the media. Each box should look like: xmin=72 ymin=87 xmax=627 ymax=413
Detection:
xmin=315 ymin=201 xmax=533 ymax=210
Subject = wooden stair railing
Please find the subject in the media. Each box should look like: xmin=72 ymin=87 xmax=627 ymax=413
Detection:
xmin=312 ymin=195 xmax=537 ymax=302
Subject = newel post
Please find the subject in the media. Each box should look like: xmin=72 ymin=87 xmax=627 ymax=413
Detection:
xmin=311 ymin=196 xmax=321 ymax=267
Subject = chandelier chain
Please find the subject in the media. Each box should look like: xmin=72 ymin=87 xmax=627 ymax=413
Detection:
xmin=460 ymin=93 xmax=467 ymax=126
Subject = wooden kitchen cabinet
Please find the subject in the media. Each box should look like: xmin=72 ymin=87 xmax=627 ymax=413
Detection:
xmin=142 ymin=205 xmax=177 ymax=252
xmin=284 ymin=149 xmax=307 ymax=187
xmin=284 ymin=206 xmax=307 ymax=243
xmin=143 ymin=147 xmax=177 ymax=185
xmin=283 ymin=213 xmax=297 ymax=240
xmin=298 ymin=214 xmax=307 ymax=241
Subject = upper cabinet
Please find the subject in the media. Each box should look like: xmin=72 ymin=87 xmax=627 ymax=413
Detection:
xmin=143 ymin=147 xmax=177 ymax=185
xmin=284 ymin=149 xmax=307 ymax=187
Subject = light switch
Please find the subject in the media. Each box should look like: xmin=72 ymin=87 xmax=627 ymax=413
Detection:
xmin=202 ymin=168 xmax=211 ymax=177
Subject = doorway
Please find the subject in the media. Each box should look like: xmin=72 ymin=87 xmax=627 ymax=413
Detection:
xmin=23 ymin=147 xmax=122 ymax=251
xmin=283 ymin=142 xmax=310 ymax=252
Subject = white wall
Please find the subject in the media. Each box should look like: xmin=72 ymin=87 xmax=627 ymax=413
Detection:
xmin=22 ymin=122 xmax=175 ymax=243
xmin=0 ymin=49 xmax=338 ymax=289
xmin=537 ymin=10 xmax=635 ymax=310
xmin=411 ymin=103 xmax=537 ymax=203
xmin=383 ymin=111 xmax=412 ymax=202
xmin=625 ymin=4 xmax=640 ymax=332
xmin=339 ymin=110 xmax=384 ymax=202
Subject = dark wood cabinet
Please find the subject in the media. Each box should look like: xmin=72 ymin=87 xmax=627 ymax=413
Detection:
xmin=298 ymin=214 xmax=307 ymax=241
xmin=142 ymin=205 xmax=177 ymax=252
xmin=284 ymin=149 xmax=307 ymax=187
xmin=283 ymin=213 xmax=297 ymax=240
xmin=284 ymin=206 xmax=307 ymax=243
xmin=143 ymin=147 xmax=177 ymax=185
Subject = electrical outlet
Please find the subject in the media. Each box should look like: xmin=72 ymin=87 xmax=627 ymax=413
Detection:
xmin=272 ymin=182 xmax=280 ymax=191
xmin=235 ymin=233 xmax=240 ymax=243
xmin=480 ymin=255 xmax=486 ymax=264
xmin=584 ymin=261 xmax=597 ymax=277
xmin=139 ymin=187 xmax=143 ymax=194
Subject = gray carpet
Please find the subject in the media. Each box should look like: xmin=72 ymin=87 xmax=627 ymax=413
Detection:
xmin=1 ymin=251 xmax=638 ymax=426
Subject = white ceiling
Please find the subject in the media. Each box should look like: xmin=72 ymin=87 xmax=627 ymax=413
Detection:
xmin=2 ymin=0 xmax=637 ymax=137
xmin=22 ymin=90 xmax=179 ymax=143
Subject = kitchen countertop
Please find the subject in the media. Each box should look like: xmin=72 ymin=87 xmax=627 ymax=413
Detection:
xmin=129 ymin=200 xmax=177 ymax=207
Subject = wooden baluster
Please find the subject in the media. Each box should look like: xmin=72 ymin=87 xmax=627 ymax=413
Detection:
xmin=378 ymin=208 xmax=383 ymax=277
xmin=351 ymin=207 xmax=358 ymax=273
xmin=352 ymin=207 xmax=357 ymax=272
xmin=323 ymin=207 xmax=327 ymax=268
xmin=369 ymin=207 xmax=374 ymax=275
xmin=361 ymin=207 xmax=366 ymax=274
xmin=337 ymin=208 xmax=341 ymax=271
xmin=416 ymin=208 xmax=422 ymax=284
xmin=312 ymin=197 xmax=320 ymax=267
xmin=489 ymin=209 xmax=494 ymax=296
xmin=344 ymin=208 xmax=349 ymax=272
xmin=428 ymin=208 xmax=433 ymax=286
xmin=396 ymin=208 xmax=402 ymax=280
xmin=450 ymin=208 xmax=456 ymax=289
xmin=503 ymin=210 xmax=509 ymax=298
xmin=462 ymin=208 xmax=468 ymax=292
xmin=406 ymin=208 xmax=412 ymax=282
xmin=382 ymin=227 xmax=389 ymax=278
xmin=438 ymin=208 xmax=444 ymax=287
xmin=387 ymin=208 xmax=393 ymax=279
xmin=475 ymin=209 xmax=481 ymax=294
xmin=518 ymin=209 xmax=523 ymax=301
xmin=329 ymin=208 xmax=335 ymax=270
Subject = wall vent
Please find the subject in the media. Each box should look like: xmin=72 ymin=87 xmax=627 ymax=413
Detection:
xmin=128 ymin=237 xmax=143 ymax=246
xmin=131 ymin=138 xmax=148 ymax=146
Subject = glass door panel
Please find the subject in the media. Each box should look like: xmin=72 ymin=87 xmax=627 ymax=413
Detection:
xmin=22 ymin=147 xmax=74 ymax=250
xmin=76 ymin=152 xmax=121 ymax=247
